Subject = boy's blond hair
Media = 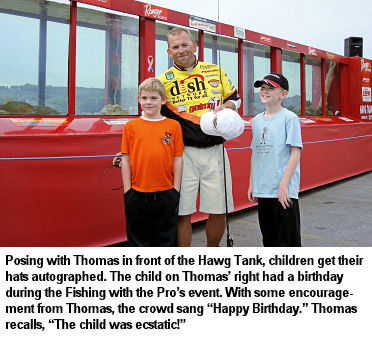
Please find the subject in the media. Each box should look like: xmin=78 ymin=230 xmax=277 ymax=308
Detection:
xmin=138 ymin=77 xmax=166 ymax=98
xmin=167 ymin=27 xmax=194 ymax=46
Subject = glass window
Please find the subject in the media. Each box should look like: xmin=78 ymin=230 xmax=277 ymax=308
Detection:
xmin=204 ymin=34 xmax=238 ymax=90
xmin=76 ymin=5 xmax=139 ymax=115
xmin=305 ymin=55 xmax=322 ymax=115
xmin=325 ymin=60 xmax=341 ymax=115
xmin=155 ymin=23 xmax=198 ymax=77
xmin=282 ymin=50 xmax=301 ymax=114
xmin=243 ymin=42 xmax=270 ymax=116
xmin=0 ymin=0 xmax=69 ymax=115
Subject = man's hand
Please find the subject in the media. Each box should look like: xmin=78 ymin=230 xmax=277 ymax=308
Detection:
xmin=214 ymin=101 xmax=236 ymax=114
xmin=213 ymin=104 xmax=225 ymax=114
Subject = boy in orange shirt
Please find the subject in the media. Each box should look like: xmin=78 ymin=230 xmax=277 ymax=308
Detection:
xmin=120 ymin=78 xmax=184 ymax=246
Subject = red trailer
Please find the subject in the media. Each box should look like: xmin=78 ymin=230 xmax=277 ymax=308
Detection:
xmin=1 ymin=0 xmax=371 ymax=246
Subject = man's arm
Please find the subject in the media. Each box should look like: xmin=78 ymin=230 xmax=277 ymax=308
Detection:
xmin=121 ymin=154 xmax=131 ymax=193
xmin=278 ymin=146 xmax=301 ymax=209
xmin=173 ymin=156 xmax=183 ymax=192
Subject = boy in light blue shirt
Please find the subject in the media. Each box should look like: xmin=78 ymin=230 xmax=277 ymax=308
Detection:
xmin=248 ymin=73 xmax=303 ymax=247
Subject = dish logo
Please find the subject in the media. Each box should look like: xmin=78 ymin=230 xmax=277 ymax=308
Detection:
xmin=169 ymin=75 xmax=206 ymax=96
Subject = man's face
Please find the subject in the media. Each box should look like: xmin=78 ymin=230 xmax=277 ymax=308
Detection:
xmin=167 ymin=31 xmax=197 ymax=69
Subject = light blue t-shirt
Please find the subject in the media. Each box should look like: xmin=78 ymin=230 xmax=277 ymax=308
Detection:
xmin=251 ymin=108 xmax=303 ymax=199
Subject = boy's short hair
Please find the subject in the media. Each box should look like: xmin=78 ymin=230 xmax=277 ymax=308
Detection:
xmin=138 ymin=78 xmax=166 ymax=98
xmin=167 ymin=27 xmax=194 ymax=46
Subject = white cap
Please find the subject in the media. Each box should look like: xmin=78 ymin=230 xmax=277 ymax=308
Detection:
xmin=200 ymin=108 xmax=245 ymax=141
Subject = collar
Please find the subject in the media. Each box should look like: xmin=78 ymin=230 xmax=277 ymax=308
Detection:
xmin=173 ymin=57 xmax=198 ymax=71
xmin=140 ymin=113 xmax=166 ymax=122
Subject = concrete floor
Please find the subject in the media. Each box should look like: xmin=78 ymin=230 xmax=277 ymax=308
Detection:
xmin=191 ymin=171 xmax=372 ymax=247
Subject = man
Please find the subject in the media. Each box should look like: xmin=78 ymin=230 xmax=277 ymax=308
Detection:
xmin=115 ymin=27 xmax=240 ymax=247
xmin=159 ymin=28 xmax=240 ymax=247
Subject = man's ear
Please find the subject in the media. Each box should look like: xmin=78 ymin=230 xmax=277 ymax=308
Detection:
xmin=192 ymin=41 xmax=197 ymax=52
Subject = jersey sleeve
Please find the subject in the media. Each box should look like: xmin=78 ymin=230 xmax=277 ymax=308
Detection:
xmin=220 ymin=67 xmax=240 ymax=102
xmin=120 ymin=123 xmax=131 ymax=154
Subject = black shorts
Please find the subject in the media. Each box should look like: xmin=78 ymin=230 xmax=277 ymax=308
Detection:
xmin=257 ymin=198 xmax=301 ymax=247
xmin=124 ymin=188 xmax=180 ymax=247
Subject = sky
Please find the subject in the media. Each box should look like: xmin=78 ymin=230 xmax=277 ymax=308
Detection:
xmin=143 ymin=0 xmax=372 ymax=60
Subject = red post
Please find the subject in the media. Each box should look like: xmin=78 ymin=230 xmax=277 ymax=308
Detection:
xmin=198 ymin=30 xmax=204 ymax=62
xmin=340 ymin=63 xmax=349 ymax=115
xmin=321 ymin=58 xmax=326 ymax=115
xmin=300 ymin=53 xmax=305 ymax=116
xmin=270 ymin=47 xmax=281 ymax=73
xmin=68 ymin=1 xmax=77 ymax=116
xmin=139 ymin=17 xmax=156 ymax=83
xmin=238 ymin=38 xmax=243 ymax=115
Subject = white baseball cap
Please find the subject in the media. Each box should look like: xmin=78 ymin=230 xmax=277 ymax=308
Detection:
xmin=200 ymin=108 xmax=245 ymax=141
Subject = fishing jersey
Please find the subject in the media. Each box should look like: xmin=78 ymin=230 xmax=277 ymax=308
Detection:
xmin=159 ymin=61 xmax=240 ymax=147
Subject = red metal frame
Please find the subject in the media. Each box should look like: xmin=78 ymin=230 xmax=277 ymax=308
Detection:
xmin=300 ymin=53 xmax=305 ymax=115
xmin=67 ymin=1 xmax=77 ymax=116
xmin=340 ymin=63 xmax=349 ymax=115
xmin=270 ymin=47 xmax=282 ymax=73
xmin=238 ymin=38 xmax=243 ymax=115
xmin=1 ymin=0 xmax=372 ymax=246
xmin=139 ymin=17 xmax=156 ymax=83
xmin=198 ymin=30 xmax=204 ymax=62
xmin=321 ymin=58 xmax=326 ymax=115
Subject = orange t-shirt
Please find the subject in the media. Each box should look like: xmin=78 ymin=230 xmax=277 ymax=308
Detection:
xmin=121 ymin=117 xmax=184 ymax=192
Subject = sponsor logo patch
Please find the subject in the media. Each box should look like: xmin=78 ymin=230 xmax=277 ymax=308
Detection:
xmin=200 ymin=64 xmax=216 ymax=70
xmin=177 ymin=104 xmax=187 ymax=113
xmin=208 ymin=79 xmax=220 ymax=87
xmin=189 ymin=97 xmax=221 ymax=113
xmin=165 ymin=71 xmax=175 ymax=80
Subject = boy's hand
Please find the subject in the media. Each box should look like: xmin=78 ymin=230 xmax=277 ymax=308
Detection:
xmin=247 ymin=186 xmax=257 ymax=203
xmin=113 ymin=153 xmax=122 ymax=168
xmin=278 ymin=183 xmax=291 ymax=209
xmin=124 ymin=187 xmax=131 ymax=194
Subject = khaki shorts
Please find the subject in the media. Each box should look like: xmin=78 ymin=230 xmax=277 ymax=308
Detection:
xmin=179 ymin=144 xmax=234 ymax=215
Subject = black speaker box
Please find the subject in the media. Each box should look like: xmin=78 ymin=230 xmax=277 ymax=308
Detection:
xmin=344 ymin=37 xmax=363 ymax=57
